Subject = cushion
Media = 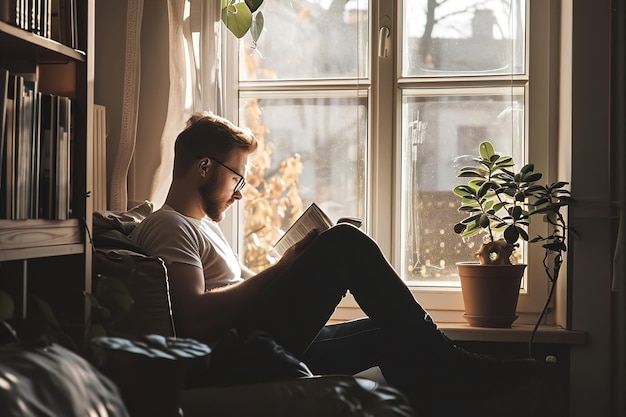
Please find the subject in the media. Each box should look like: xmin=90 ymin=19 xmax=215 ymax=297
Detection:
xmin=94 ymin=228 xmax=149 ymax=255
xmin=0 ymin=343 xmax=129 ymax=417
xmin=93 ymin=201 xmax=176 ymax=338
xmin=93 ymin=200 xmax=154 ymax=236
xmin=93 ymin=249 xmax=176 ymax=338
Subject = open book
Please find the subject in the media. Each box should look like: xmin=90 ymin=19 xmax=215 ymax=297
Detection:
xmin=272 ymin=203 xmax=362 ymax=257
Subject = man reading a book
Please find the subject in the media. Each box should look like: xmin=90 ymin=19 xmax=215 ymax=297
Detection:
xmin=130 ymin=112 xmax=541 ymax=411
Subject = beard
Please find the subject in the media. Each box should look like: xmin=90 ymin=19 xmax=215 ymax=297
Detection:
xmin=199 ymin=175 xmax=230 ymax=222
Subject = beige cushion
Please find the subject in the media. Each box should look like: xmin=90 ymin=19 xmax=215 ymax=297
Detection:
xmin=93 ymin=200 xmax=154 ymax=235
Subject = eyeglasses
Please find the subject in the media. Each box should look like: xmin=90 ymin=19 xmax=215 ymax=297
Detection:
xmin=207 ymin=157 xmax=246 ymax=193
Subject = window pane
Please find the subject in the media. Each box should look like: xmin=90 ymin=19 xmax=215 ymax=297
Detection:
xmin=239 ymin=96 xmax=367 ymax=271
xmin=240 ymin=0 xmax=369 ymax=80
xmin=400 ymin=90 xmax=525 ymax=286
xmin=403 ymin=0 xmax=526 ymax=76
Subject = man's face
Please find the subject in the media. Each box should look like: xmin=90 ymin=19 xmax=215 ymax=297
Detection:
xmin=199 ymin=150 xmax=248 ymax=222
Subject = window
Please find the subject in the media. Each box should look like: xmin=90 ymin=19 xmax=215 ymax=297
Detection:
xmin=224 ymin=0 xmax=560 ymax=323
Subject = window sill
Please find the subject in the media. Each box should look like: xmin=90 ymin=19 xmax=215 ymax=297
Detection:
xmin=438 ymin=323 xmax=587 ymax=345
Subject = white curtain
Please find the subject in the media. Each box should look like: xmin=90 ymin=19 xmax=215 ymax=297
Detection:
xmin=108 ymin=0 xmax=223 ymax=210
xmin=107 ymin=0 xmax=143 ymax=211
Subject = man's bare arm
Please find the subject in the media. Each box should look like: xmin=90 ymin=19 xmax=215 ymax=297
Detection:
xmin=168 ymin=229 xmax=320 ymax=343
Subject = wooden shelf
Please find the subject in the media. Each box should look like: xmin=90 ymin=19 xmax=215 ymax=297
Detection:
xmin=0 ymin=219 xmax=84 ymax=261
xmin=0 ymin=243 xmax=85 ymax=261
xmin=0 ymin=20 xmax=85 ymax=64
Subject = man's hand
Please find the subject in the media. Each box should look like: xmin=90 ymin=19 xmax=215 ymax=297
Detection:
xmin=277 ymin=229 xmax=320 ymax=269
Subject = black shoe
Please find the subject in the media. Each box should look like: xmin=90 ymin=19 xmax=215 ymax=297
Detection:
xmin=417 ymin=343 xmax=542 ymax=403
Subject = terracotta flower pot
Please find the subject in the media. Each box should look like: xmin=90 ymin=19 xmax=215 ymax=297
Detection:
xmin=456 ymin=262 xmax=527 ymax=328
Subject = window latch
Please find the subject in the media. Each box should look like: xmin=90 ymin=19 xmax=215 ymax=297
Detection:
xmin=378 ymin=26 xmax=390 ymax=58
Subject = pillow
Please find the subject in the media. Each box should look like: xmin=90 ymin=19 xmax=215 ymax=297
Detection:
xmin=94 ymin=229 xmax=148 ymax=254
xmin=93 ymin=200 xmax=155 ymax=236
xmin=92 ymin=201 xmax=176 ymax=339
xmin=93 ymin=250 xmax=177 ymax=338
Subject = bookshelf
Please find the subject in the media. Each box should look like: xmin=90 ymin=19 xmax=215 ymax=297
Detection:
xmin=0 ymin=0 xmax=94 ymax=337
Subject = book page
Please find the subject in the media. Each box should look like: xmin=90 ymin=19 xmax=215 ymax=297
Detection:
xmin=272 ymin=203 xmax=333 ymax=257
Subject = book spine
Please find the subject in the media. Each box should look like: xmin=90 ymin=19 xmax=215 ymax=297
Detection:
xmin=0 ymin=70 xmax=72 ymax=220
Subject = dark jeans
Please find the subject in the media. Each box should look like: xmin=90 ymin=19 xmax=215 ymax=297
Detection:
xmin=234 ymin=223 xmax=449 ymax=396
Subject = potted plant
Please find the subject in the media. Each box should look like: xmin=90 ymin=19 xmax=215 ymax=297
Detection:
xmin=453 ymin=141 xmax=572 ymax=328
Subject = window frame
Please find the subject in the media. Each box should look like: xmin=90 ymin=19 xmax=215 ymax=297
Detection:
xmin=221 ymin=0 xmax=566 ymax=326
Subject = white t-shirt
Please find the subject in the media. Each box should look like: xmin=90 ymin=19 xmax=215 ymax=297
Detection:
xmin=129 ymin=205 xmax=243 ymax=290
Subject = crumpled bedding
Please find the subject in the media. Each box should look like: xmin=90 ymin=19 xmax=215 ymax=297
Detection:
xmin=0 ymin=343 xmax=129 ymax=417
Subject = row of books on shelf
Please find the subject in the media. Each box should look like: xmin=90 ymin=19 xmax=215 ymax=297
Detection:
xmin=0 ymin=0 xmax=79 ymax=49
xmin=0 ymin=68 xmax=72 ymax=220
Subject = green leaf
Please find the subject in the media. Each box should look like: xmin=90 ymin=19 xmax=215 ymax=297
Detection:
xmin=461 ymin=214 xmax=481 ymax=224
xmin=479 ymin=214 xmax=490 ymax=228
xmin=500 ymin=188 xmax=516 ymax=198
xmin=522 ymin=172 xmax=542 ymax=183
xmin=454 ymin=223 xmax=466 ymax=234
xmin=479 ymin=141 xmax=496 ymax=160
xmin=222 ymin=0 xmax=230 ymax=9
xmin=520 ymin=163 xmax=534 ymax=174
xmin=493 ymin=202 xmax=507 ymax=212
xmin=478 ymin=159 xmax=492 ymax=169
xmin=526 ymin=184 xmax=545 ymax=194
xmin=511 ymin=205 xmax=523 ymax=220
xmin=250 ymin=10 xmax=264 ymax=43
xmin=546 ymin=211 xmax=558 ymax=225
xmin=245 ymin=0 xmax=264 ymax=13
xmin=0 ymin=291 xmax=15 ymax=322
xmin=494 ymin=156 xmax=515 ymax=168
xmin=493 ymin=221 xmax=508 ymax=229
xmin=461 ymin=223 xmax=483 ymax=238
xmin=518 ymin=226 xmax=529 ymax=241
xmin=477 ymin=181 xmax=492 ymax=198
xmin=222 ymin=2 xmax=253 ymax=38
xmin=503 ymin=224 xmax=520 ymax=244
xmin=544 ymin=241 xmax=567 ymax=252
xmin=460 ymin=198 xmax=480 ymax=206
xmin=453 ymin=185 xmax=476 ymax=197
xmin=458 ymin=168 xmax=486 ymax=178
xmin=550 ymin=181 xmax=569 ymax=189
